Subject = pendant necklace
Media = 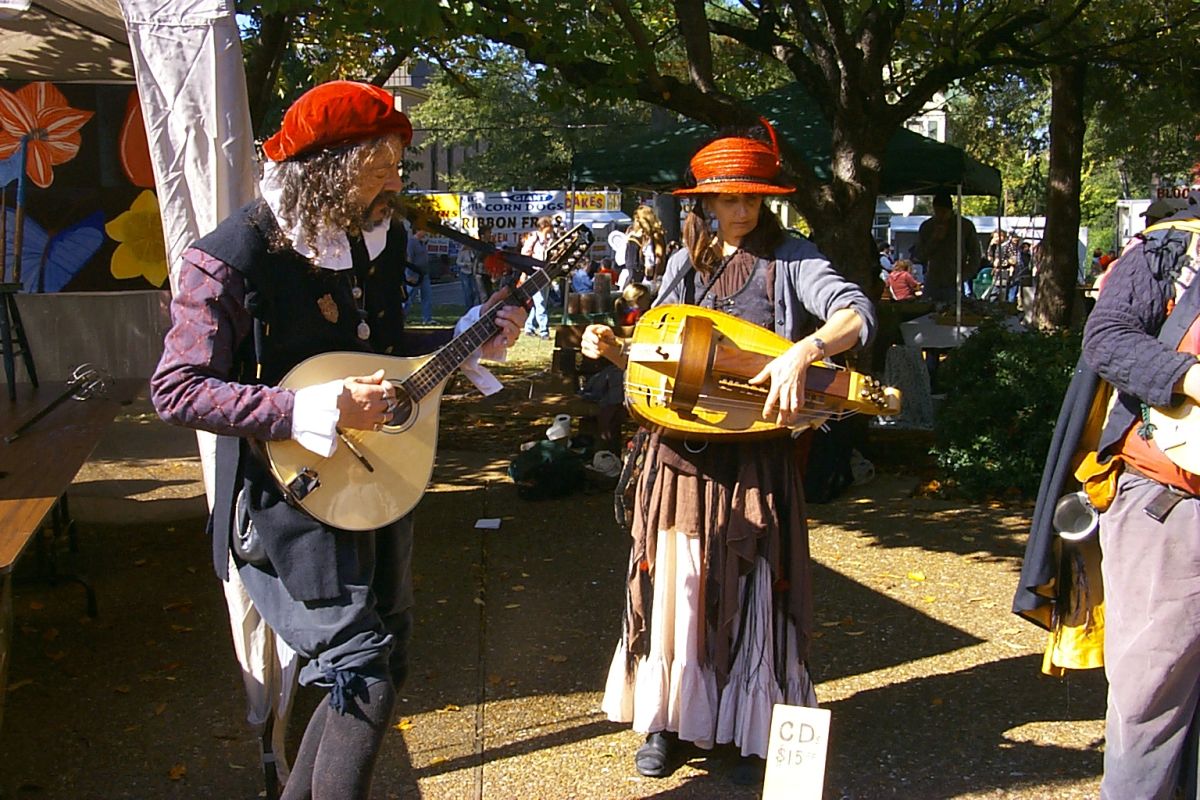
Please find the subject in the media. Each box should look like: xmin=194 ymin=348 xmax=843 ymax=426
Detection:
xmin=351 ymin=277 xmax=371 ymax=340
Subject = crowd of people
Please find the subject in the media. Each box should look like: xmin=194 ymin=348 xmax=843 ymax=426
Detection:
xmin=877 ymin=196 xmax=1044 ymax=305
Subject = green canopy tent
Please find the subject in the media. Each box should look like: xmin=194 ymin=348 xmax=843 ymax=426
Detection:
xmin=572 ymin=83 xmax=1000 ymax=328
xmin=571 ymin=83 xmax=1001 ymax=196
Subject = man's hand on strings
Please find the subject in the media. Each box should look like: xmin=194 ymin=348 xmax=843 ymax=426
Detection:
xmin=338 ymin=369 xmax=398 ymax=431
xmin=479 ymin=287 xmax=526 ymax=361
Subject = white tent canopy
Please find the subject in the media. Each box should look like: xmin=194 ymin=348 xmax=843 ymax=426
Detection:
xmin=0 ymin=0 xmax=134 ymax=83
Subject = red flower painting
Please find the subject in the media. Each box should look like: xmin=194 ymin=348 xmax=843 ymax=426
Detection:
xmin=0 ymin=82 xmax=94 ymax=189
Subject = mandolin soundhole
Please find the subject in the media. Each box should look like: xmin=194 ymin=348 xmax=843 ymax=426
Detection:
xmin=386 ymin=390 xmax=416 ymax=429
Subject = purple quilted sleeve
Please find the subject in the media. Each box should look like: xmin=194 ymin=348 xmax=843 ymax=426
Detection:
xmin=150 ymin=248 xmax=295 ymax=440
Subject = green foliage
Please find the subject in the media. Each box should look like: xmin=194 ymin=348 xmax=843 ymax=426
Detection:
xmin=931 ymin=321 xmax=1082 ymax=499
xmin=947 ymin=73 xmax=1050 ymax=216
xmin=410 ymin=49 xmax=651 ymax=190
xmin=1079 ymin=149 xmax=1122 ymax=253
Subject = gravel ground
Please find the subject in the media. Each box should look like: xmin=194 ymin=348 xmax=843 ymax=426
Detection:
xmin=0 ymin=339 xmax=1108 ymax=798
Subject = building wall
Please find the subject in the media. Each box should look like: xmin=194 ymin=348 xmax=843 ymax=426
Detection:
xmin=384 ymin=63 xmax=482 ymax=192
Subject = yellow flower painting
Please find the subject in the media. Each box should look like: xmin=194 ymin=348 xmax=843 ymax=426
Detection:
xmin=106 ymin=190 xmax=167 ymax=287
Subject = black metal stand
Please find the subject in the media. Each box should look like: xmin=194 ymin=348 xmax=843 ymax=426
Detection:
xmin=0 ymin=283 xmax=36 ymax=401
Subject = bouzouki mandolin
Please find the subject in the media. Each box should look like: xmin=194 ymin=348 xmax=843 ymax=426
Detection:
xmin=625 ymin=304 xmax=901 ymax=438
xmin=263 ymin=224 xmax=593 ymax=531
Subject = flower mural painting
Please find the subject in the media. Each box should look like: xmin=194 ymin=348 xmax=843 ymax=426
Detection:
xmin=0 ymin=82 xmax=94 ymax=189
xmin=106 ymin=190 xmax=168 ymax=287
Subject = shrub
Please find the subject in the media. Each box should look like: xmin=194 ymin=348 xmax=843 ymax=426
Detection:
xmin=931 ymin=320 xmax=1081 ymax=499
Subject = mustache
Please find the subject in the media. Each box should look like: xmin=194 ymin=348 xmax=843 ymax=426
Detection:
xmin=360 ymin=191 xmax=402 ymax=230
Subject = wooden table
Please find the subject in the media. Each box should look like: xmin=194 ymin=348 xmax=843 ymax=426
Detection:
xmin=0 ymin=378 xmax=141 ymax=734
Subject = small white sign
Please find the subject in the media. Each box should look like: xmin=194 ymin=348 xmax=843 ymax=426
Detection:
xmin=762 ymin=704 xmax=831 ymax=800
xmin=0 ymin=0 xmax=31 ymax=16
xmin=474 ymin=517 xmax=502 ymax=530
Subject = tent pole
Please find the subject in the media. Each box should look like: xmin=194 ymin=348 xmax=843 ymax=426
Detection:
xmin=956 ymin=183 xmax=963 ymax=333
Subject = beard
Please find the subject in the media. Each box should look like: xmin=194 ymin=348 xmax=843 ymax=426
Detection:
xmin=360 ymin=191 xmax=400 ymax=232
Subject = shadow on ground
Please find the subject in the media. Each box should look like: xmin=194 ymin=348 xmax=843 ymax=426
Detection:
xmin=0 ymin=384 xmax=1105 ymax=799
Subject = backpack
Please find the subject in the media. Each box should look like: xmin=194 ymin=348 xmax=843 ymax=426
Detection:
xmin=508 ymin=440 xmax=586 ymax=500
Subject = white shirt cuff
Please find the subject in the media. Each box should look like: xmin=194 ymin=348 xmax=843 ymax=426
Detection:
xmin=292 ymin=379 xmax=343 ymax=457
xmin=455 ymin=306 xmax=505 ymax=397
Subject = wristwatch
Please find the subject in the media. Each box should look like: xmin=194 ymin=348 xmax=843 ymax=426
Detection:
xmin=808 ymin=337 xmax=827 ymax=358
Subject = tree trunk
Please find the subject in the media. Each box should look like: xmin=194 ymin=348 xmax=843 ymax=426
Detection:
xmin=244 ymin=13 xmax=292 ymax=136
xmin=1032 ymin=61 xmax=1086 ymax=330
xmin=790 ymin=126 xmax=888 ymax=293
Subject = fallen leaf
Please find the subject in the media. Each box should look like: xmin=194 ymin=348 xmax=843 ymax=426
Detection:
xmin=134 ymin=559 xmax=148 ymax=567
xmin=45 ymin=650 xmax=66 ymax=661
xmin=6 ymin=678 xmax=34 ymax=693
xmin=436 ymin=598 xmax=448 ymax=604
xmin=511 ymin=585 xmax=526 ymax=592
xmin=437 ymin=704 xmax=461 ymax=713
xmin=931 ymin=697 xmax=944 ymax=707
xmin=430 ymin=756 xmax=448 ymax=766
xmin=167 ymin=763 xmax=187 ymax=780
xmin=29 ymin=601 xmax=44 ymax=611
xmin=42 ymin=628 xmax=59 ymax=642
xmin=924 ymin=596 xmax=937 ymax=604
xmin=155 ymin=703 xmax=168 ymax=716
xmin=907 ymin=571 xmax=926 ymax=582
xmin=844 ymin=630 xmax=866 ymax=636
xmin=504 ymin=603 xmax=520 ymax=609
xmin=547 ymin=655 xmax=568 ymax=663
xmin=115 ymin=685 xmax=131 ymax=694
xmin=487 ymin=674 xmax=503 ymax=686
xmin=473 ymin=597 xmax=485 ymax=606
xmin=393 ymin=717 xmax=414 ymax=731
xmin=170 ymin=625 xmax=194 ymax=633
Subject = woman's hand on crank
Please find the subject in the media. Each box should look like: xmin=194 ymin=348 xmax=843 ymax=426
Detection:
xmin=479 ymin=288 xmax=527 ymax=361
xmin=337 ymin=369 xmax=397 ymax=431
xmin=749 ymin=339 xmax=824 ymax=426
xmin=582 ymin=324 xmax=624 ymax=365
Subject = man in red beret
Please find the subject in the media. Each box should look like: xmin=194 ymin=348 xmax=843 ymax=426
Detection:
xmin=150 ymin=80 xmax=526 ymax=799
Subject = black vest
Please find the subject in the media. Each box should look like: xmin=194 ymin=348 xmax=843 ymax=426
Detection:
xmin=685 ymin=255 xmax=776 ymax=330
xmin=196 ymin=200 xmax=410 ymax=601
xmin=697 ymin=256 xmax=775 ymax=330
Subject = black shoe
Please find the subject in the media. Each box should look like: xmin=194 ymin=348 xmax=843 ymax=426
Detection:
xmin=634 ymin=731 xmax=675 ymax=777
xmin=729 ymin=755 xmax=765 ymax=786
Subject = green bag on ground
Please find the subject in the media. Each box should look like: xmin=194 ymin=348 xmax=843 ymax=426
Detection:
xmin=508 ymin=440 xmax=586 ymax=500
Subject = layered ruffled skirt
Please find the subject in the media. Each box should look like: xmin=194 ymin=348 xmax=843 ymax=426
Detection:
xmin=601 ymin=533 xmax=817 ymax=758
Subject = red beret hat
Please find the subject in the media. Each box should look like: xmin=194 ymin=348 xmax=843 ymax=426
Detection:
xmin=674 ymin=117 xmax=794 ymax=196
xmin=262 ymin=80 xmax=413 ymax=162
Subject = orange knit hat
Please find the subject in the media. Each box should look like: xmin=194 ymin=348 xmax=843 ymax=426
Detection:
xmin=674 ymin=118 xmax=794 ymax=196
xmin=262 ymin=81 xmax=413 ymax=162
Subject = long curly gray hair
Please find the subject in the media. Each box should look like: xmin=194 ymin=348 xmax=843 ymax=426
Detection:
xmin=266 ymin=133 xmax=405 ymax=252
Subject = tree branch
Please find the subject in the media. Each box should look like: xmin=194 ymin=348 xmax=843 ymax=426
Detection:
xmin=244 ymin=11 xmax=293 ymax=136
xmin=671 ymin=0 xmax=717 ymax=92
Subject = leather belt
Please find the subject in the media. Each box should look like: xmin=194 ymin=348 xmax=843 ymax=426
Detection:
xmin=1122 ymin=463 xmax=1199 ymax=522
